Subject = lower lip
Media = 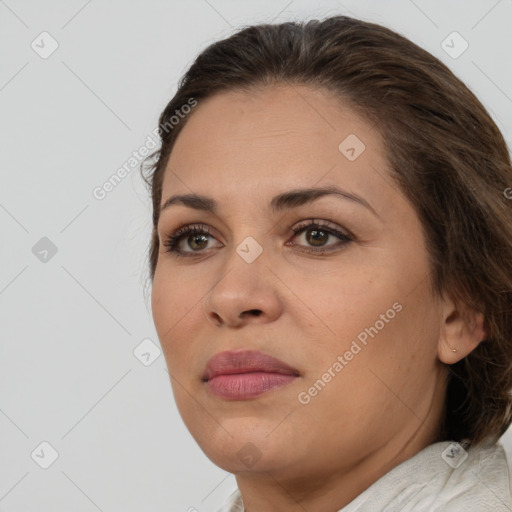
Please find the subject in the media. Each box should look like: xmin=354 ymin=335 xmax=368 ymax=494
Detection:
xmin=205 ymin=372 xmax=298 ymax=400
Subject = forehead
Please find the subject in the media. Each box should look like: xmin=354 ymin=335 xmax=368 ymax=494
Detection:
xmin=161 ymin=84 xmax=392 ymax=213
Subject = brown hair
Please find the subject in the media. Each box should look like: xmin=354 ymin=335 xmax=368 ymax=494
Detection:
xmin=141 ymin=15 xmax=512 ymax=447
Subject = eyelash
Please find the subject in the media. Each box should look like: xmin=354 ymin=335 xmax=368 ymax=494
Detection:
xmin=162 ymin=219 xmax=354 ymax=258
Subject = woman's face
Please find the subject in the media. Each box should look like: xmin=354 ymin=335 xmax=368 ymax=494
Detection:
xmin=151 ymin=84 xmax=449 ymax=485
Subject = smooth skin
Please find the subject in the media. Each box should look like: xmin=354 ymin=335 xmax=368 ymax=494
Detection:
xmin=151 ymin=84 xmax=486 ymax=512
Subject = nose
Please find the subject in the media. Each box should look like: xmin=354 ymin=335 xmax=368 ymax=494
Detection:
xmin=202 ymin=253 xmax=284 ymax=328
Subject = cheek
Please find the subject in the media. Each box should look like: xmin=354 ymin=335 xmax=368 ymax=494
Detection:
xmin=151 ymin=275 xmax=189 ymax=367
xmin=299 ymin=267 xmax=435 ymax=391
xmin=296 ymin=271 xmax=398 ymax=351
xmin=294 ymin=301 xmax=435 ymax=439
xmin=150 ymin=275 xmax=170 ymax=335
xmin=151 ymin=269 xmax=208 ymax=372
xmin=151 ymin=267 xmax=199 ymax=333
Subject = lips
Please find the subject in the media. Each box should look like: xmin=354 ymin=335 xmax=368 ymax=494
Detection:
xmin=202 ymin=349 xmax=300 ymax=381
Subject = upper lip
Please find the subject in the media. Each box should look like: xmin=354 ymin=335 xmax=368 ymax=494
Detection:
xmin=202 ymin=349 xmax=300 ymax=381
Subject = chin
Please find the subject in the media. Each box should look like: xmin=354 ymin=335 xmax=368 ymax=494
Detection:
xmin=200 ymin=427 xmax=297 ymax=472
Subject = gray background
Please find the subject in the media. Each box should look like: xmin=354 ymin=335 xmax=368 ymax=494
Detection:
xmin=1 ymin=0 xmax=511 ymax=510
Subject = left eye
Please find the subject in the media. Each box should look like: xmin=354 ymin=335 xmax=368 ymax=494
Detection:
xmin=162 ymin=220 xmax=353 ymax=257
xmin=287 ymin=219 xmax=353 ymax=254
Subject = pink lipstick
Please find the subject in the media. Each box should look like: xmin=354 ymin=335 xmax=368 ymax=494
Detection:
xmin=202 ymin=349 xmax=300 ymax=400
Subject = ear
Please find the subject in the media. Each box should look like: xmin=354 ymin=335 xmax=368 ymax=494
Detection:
xmin=438 ymin=294 xmax=487 ymax=365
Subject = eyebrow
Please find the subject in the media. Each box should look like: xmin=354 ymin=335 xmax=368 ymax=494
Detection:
xmin=159 ymin=185 xmax=379 ymax=219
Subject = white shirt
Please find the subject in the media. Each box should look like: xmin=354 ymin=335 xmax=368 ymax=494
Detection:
xmin=216 ymin=440 xmax=512 ymax=511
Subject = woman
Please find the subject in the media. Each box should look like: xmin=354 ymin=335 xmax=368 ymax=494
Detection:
xmin=141 ymin=15 xmax=512 ymax=511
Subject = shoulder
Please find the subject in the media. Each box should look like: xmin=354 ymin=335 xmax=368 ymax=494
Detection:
xmin=430 ymin=440 xmax=512 ymax=511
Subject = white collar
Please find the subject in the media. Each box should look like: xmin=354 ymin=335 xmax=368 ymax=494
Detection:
xmin=216 ymin=440 xmax=512 ymax=511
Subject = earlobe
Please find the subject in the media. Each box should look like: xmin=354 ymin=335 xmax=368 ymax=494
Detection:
xmin=437 ymin=300 xmax=486 ymax=365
